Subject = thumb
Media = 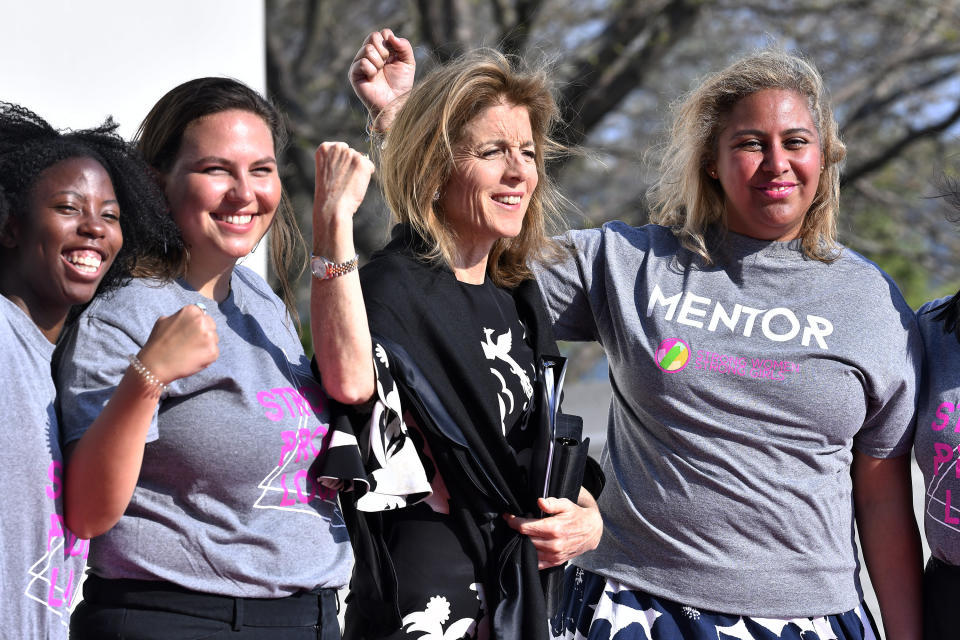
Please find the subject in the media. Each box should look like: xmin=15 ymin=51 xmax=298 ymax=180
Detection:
xmin=538 ymin=496 xmax=565 ymax=515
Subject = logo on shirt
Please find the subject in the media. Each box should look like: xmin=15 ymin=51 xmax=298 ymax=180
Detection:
xmin=655 ymin=338 xmax=691 ymax=372
xmin=648 ymin=284 xmax=834 ymax=349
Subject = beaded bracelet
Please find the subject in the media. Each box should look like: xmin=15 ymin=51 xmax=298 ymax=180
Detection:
xmin=128 ymin=354 xmax=168 ymax=397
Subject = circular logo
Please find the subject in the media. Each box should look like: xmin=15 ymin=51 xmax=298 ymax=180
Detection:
xmin=655 ymin=338 xmax=690 ymax=372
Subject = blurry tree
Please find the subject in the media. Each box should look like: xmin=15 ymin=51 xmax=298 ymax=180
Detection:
xmin=265 ymin=0 xmax=960 ymax=342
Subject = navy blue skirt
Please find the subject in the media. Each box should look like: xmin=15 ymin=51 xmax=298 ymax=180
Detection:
xmin=551 ymin=566 xmax=878 ymax=640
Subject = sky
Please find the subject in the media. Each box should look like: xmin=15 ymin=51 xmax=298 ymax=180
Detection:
xmin=2 ymin=0 xmax=269 ymax=274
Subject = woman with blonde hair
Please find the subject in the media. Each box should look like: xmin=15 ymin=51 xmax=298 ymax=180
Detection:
xmin=339 ymin=30 xmax=603 ymax=640
xmin=542 ymin=48 xmax=921 ymax=640
xmin=362 ymin=43 xmax=922 ymax=640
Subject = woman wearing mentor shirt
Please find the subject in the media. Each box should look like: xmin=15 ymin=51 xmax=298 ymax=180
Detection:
xmin=359 ymin=42 xmax=922 ymax=640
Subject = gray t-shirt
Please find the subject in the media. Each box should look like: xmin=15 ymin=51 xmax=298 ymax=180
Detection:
xmin=535 ymin=222 xmax=919 ymax=617
xmin=914 ymin=297 xmax=960 ymax=565
xmin=56 ymin=267 xmax=352 ymax=597
xmin=1 ymin=295 xmax=86 ymax=640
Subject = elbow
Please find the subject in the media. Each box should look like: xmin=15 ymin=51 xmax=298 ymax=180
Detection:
xmin=65 ymin=497 xmax=124 ymax=540
xmin=65 ymin=512 xmax=109 ymax=541
xmin=325 ymin=378 xmax=375 ymax=405
xmin=321 ymin=361 xmax=375 ymax=405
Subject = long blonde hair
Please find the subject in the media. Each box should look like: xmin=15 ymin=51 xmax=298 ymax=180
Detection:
xmin=377 ymin=49 xmax=565 ymax=287
xmin=647 ymin=49 xmax=846 ymax=263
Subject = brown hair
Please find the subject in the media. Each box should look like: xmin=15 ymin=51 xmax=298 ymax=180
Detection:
xmin=647 ymin=48 xmax=846 ymax=263
xmin=377 ymin=49 xmax=565 ymax=287
xmin=135 ymin=77 xmax=304 ymax=320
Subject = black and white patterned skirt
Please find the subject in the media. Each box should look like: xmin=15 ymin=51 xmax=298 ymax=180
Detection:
xmin=551 ymin=566 xmax=878 ymax=640
xmin=350 ymin=503 xmax=489 ymax=640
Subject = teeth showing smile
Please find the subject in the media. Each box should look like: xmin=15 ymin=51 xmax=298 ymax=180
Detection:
xmin=492 ymin=195 xmax=522 ymax=205
xmin=216 ymin=213 xmax=253 ymax=225
xmin=64 ymin=251 xmax=102 ymax=274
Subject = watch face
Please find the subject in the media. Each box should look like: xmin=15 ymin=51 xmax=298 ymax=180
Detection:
xmin=311 ymin=256 xmax=331 ymax=280
xmin=310 ymin=254 xmax=358 ymax=280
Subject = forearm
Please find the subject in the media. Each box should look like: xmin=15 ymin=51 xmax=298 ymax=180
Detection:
xmin=853 ymin=452 xmax=923 ymax=640
xmin=310 ymin=211 xmax=374 ymax=404
xmin=577 ymin=485 xmax=598 ymax=510
xmin=64 ymin=369 xmax=160 ymax=538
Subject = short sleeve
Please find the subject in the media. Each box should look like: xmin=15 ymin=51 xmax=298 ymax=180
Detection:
xmin=533 ymin=228 xmax=604 ymax=343
xmin=852 ymin=295 xmax=922 ymax=459
xmin=56 ymin=312 xmax=160 ymax=445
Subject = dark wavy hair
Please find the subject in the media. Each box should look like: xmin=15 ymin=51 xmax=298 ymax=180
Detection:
xmin=134 ymin=77 xmax=305 ymax=321
xmin=929 ymin=179 xmax=960 ymax=340
xmin=0 ymin=102 xmax=182 ymax=296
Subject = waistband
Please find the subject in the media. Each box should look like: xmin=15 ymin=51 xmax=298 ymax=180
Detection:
xmin=927 ymin=555 xmax=960 ymax=575
xmin=82 ymin=574 xmax=339 ymax=630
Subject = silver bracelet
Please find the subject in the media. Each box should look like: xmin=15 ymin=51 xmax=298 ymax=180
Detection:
xmin=128 ymin=354 xmax=168 ymax=397
xmin=310 ymin=253 xmax=359 ymax=280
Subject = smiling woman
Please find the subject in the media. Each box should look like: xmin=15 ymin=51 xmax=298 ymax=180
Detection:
xmin=5 ymin=157 xmax=122 ymax=336
xmin=54 ymin=77 xmax=373 ymax=640
xmin=337 ymin=32 xmax=603 ymax=640
xmin=708 ymin=89 xmax=825 ymax=242
xmin=0 ymin=102 xmax=176 ymax=640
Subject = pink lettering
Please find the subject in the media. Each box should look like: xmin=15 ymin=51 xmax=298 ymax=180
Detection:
xmin=65 ymin=531 xmax=87 ymax=558
xmin=290 ymin=391 xmax=312 ymax=417
xmin=46 ymin=567 xmax=75 ymax=608
xmin=933 ymin=401 xmax=955 ymax=431
xmin=46 ymin=461 xmax=63 ymax=499
xmin=946 ymin=490 xmax=960 ymax=525
xmin=258 ymin=391 xmax=284 ymax=421
xmin=294 ymin=469 xmax=309 ymax=503
xmin=271 ymin=387 xmax=297 ymax=419
xmin=47 ymin=514 xmax=64 ymax=551
xmin=280 ymin=473 xmax=297 ymax=506
xmin=312 ymin=423 xmax=328 ymax=443
xmin=296 ymin=428 xmax=313 ymax=462
xmin=934 ymin=442 xmax=954 ymax=477
xmin=46 ymin=567 xmax=66 ymax=608
xmin=279 ymin=431 xmax=296 ymax=466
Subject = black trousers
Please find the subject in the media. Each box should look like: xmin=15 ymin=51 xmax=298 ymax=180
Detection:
xmin=923 ymin=556 xmax=960 ymax=640
xmin=71 ymin=575 xmax=341 ymax=640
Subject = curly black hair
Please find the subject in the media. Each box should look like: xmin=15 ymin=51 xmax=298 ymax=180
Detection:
xmin=930 ymin=176 xmax=960 ymax=340
xmin=0 ymin=102 xmax=184 ymax=297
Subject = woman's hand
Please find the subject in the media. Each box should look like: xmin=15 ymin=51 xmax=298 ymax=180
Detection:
xmin=348 ymin=29 xmax=415 ymax=132
xmin=65 ymin=304 xmax=218 ymax=538
xmin=137 ymin=303 xmax=219 ymax=385
xmin=309 ymin=142 xmax=376 ymax=405
xmin=313 ymin=141 xmax=375 ymax=236
xmin=504 ymin=488 xmax=603 ymax=569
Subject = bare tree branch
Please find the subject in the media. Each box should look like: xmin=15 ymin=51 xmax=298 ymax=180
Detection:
xmin=557 ymin=0 xmax=702 ymax=149
xmin=843 ymin=95 xmax=960 ymax=185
